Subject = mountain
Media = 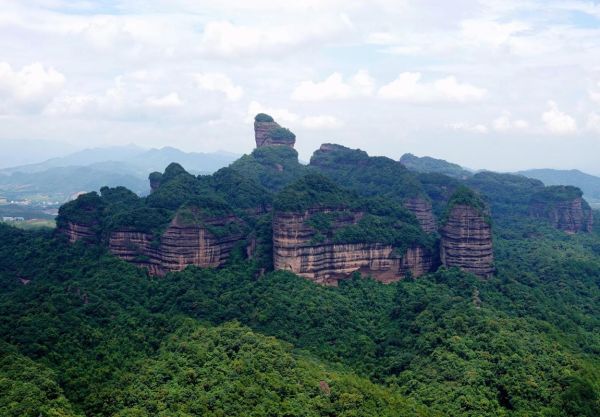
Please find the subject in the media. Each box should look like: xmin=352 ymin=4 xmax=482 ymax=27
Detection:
xmin=517 ymin=168 xmax=600 ymax=206
xmin=400 ymin=152 xmax=473 ymax=179
xmin=1 ymin=114 xmax=599 ymax=417
xmin=0 ymin=146 xmax=240 ymax=202
xmin=0 ymin=139 xmax=77 ymax=169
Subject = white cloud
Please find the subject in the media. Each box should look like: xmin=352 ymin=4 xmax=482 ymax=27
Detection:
xmin=378 ymin=72 xmax=486 ymax=103
xmin=492 ymin=112 xmax=529 ymax=131
xmin=590 ymin=83 xmax=600 ymax=104
xmin=145 ymin=92 xmax=184 ymax=108
xmin=460 ymin=19 xmax=529 ymax=47
xmin=247 ymin=101 xmax=299 ymax=124
xmin=194 ymin=72 xmax=243 ymax=101
xmin=301 ymin=115 xmax=344 ymax=129
xmin=541 ymin=101 xmax=577 ymax=135
xmin=291 ymin=70 xmax=374 ymax=101
xmin=0 ymin=62 xmax=65 ymax=112
xmin=198 ymin=17 xmax=352 ymax=59
xmin=246 ymin=101 xmax=342 ymax=130
xmin=448 ymin=122 xmax=488 ymax=134
xmin=587 ymin=112 xmax=600 ymax=133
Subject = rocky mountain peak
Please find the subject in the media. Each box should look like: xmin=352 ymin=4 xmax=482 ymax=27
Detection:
xmin=254 ymin=113 xmax=296 ymax=148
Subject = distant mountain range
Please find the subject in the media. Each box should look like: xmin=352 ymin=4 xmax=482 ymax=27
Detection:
xmin=399 ymin=153 xmax=473 ymax=179
xmin=516 ymin=169 xmax=600 ymax=205
xmin=400 ymin=153 xmax=600 ymax=206
xmin=0 ymin=146 xmax=239 ymax=203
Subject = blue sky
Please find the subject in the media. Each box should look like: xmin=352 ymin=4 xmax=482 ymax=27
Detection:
xmin=1 ymin=0 xmax=600 ymax=173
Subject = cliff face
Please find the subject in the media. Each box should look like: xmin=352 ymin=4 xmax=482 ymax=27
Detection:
xmin=440 ymin=204 xmax=494 ymax=278
xmin=108 ymin=214 xmax=246 ymax=276
xmin=403 ymin=197 xmax=437 ymax=233
xmin=60 ymin=221 xmax=98 ymax=243
xmin=254 ymin=115 xmax=296 ymax=148
xmin=530 ymin=197 xmax=593 ymax=233
xmin=273 ymin=209 xmax=433 ymax=285
xmin=255 ymin=119 xmax=282 ymax=147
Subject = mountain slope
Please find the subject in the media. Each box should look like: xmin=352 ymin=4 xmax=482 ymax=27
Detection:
xmin=0 ymin=146 xmax=240 ymax=202
xmin=518 ymin=168 xmax=600 ymax=206
xmin=400 ymin=153 xmax=473 ymax=179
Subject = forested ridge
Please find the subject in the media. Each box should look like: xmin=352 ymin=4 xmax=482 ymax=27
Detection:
xmin=1 ymin=142 xmax=600 ymax=416
xmin=1 ymin=210 xmax=599 ymax=416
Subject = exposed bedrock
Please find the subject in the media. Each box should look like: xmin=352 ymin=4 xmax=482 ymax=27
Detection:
xmin=108 ymin=214 xmax=245 ymax=276
xmin=403 ymin=197 xmax=437 ymax=233
xmin=440 ymin=204 xmax=494 ymax=278
xmin=273 ymin=209 xmax=433 ymax=285
xmin=530 ymin=197 xmax=593 ymax=234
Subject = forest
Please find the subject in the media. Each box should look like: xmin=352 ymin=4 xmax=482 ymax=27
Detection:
xmin=1 ymin=142 xmax=599 ymax=416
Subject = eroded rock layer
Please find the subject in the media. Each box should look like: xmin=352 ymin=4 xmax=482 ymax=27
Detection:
xmin=530 ymin=197 xmax=593 ymax=234
xmin=60 ymin=221 xmax=98 ymax=243
xmin=108 ymin=215 xmax=245 ymax=276
xmin=403 ymin=197 xmax=437 ymax=233
xmin=273 ymin=209 xmax=433 ymax=285
xmin=440 ymin=204 xmax=494 ymax=278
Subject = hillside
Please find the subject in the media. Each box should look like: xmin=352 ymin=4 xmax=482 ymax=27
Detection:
xmin=0 ymin=146 xmax=239 ymax=203
xmin=518 ymin=168 xmax=600 ymax=207
xmin=0 ymin=114 xmax=598 ymax=417
xmin=400 ymin=153 xmax=473 ymax=179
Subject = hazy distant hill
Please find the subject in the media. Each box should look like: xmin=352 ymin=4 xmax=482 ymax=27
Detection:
xmin=0 ymin=139 xmax=76 ymax=169
xmin=0 ymin=146 xmax=239 ymax=202
xmin=399 ymin=153 xmax=473 ymax=179
xmin=517 ymin=168 xmax=600 ymax=206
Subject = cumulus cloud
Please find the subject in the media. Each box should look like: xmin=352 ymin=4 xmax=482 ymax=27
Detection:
xmin=0 ymin=62 xmax=65 ymax=112
xmin=291 ymin=70 xmax=374 ymax=101
xmin=541 ymin=101 xmax=577 ymax=135
xmin=145 ymin=92 xmax=184 ymax=108
xmin=378 ymin=72 xmax=486 ymax=103
xmin=247 ymin=100 xmax=299 ymax=124
xmin=460 ymin=19 xmax=529 ymax=47
xmin=448 ymin=122 xmax=488 ymax=134
xmin=492 ymin=112 xmax=529 ymax=131
xmin=246 ymin=101 xmax=342 ymax=130
xmin=198 ymin=17 xmax=352 ymax=59
xmin=301 ymin=115 xmax=344 ymax=129
xmin=194 ymin=72 xmax=243 ymax=101
xmin=590 ymin=83 xmax=600 ymax=104
xmin=587 ymin=112 xmax=600 ymax=133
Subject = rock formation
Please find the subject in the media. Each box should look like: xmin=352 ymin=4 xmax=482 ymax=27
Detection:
xmin=60 ymin=221 xmax=98 ymax=243
xmin=273 ymin=209 xmax=433 ymax=285
xmin=254 ymin=113 xmax=296 ymax=148
xmin=108 ymin=212 xmax=246 ymax=276
xmin=403 ymin=197 xmax=437 ymax=233
xmin=529 ymin=186 xmax=593 ymax=233
xmin=148 ymin=172 xmax=162 ymax=193
xmin=440 ymin=204 xmax=494 ymax=278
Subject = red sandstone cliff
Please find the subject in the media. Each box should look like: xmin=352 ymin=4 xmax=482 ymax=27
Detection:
xmin=108 ymin=213 xmax=246 ymax=276
xmin=403 ymin=197 xmax=437 ymax=233
xmin=60 ymin=221 xmax=98 ymax=243
xmin=440 ymin=204 xmax=494 ymax=278
xmin=530 ymin=197 xmax=593 ymax=234
xmin=273 ymin=209 xmax=433 ymax=285
xmin=254 ymin=114 xmax=296 ymax=148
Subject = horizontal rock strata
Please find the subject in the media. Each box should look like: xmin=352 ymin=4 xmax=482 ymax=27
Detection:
xmin=60 ymin=221 xmax=98 ymax=243
xmin=108 ymin=215 xmax=245 ymax=276
xmin=530 ymin=197 xmax=593 ymax=234
xmin=403 ymin=197 xmax=437 ymax=233
xmin=440 ymin=204 xmax=494 ymax=278
xmin=273 ymin=209 xmax=432 ymax=285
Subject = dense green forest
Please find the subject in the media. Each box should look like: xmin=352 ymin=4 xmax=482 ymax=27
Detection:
xmin=2 ymin=143 xmax=600 ymax=416
xmin=1 ymin=208 xmax=599 ymax=416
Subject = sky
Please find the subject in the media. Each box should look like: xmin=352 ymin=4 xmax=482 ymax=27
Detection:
xmin=1 ymin=0 xmax=600 ymax=174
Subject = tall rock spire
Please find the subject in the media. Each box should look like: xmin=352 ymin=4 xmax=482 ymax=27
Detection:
xmin=254 ymin=113 xmax=296 ymax=148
